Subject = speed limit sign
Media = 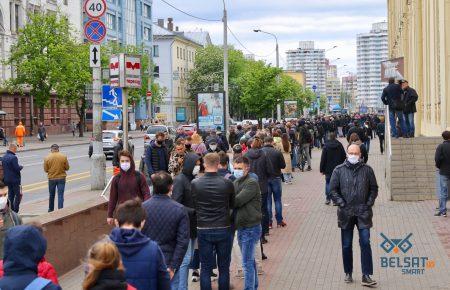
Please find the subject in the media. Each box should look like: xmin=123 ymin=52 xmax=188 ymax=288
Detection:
xmin=84 ymin=0 xmax=107 ymax=19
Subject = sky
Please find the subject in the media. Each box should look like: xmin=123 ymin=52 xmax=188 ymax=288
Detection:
xmin=152 ymin=0 xmax=387 ymax=78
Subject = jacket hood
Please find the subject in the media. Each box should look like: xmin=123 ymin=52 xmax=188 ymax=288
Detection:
xmin=246 ymin=148 xmax=263 ymax=159
xmin=182 ymin=153 xmax=200 ymax=176
xmin=120 ymin=155 xmax=136 ymax=173
xmin=3 ymin=225 xmax=46 ymax=275
xmin=109 ymin=228 xmax=151 ymax=256
xmin=150 ymin=139 xmax=165 ymax=149
xmin=325 ymin=139 xmax=341 ymax=149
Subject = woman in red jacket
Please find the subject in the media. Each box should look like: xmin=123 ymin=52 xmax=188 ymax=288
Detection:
xmin=0 ymin=257 xmax=59 ymax=285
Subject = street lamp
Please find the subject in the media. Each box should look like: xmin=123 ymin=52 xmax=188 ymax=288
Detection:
xmin=253 ymin=29 xmax=280 ymax=120
xmin=222 ymin=0 xmax=229 ymax=132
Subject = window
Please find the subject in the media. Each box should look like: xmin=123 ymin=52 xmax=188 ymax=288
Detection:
xmin=14 ymin=4 xmax=20 ymax=32
xmin=183 ymin=49 xmax=186 ymax=60
xmin=143 ymin=4 xmax=151 ymax=18
xmin=153 ymin=45 xmax=159 ymax=57
xmin=118 ymin=16 xmax=122 ymax=32
xmin=63 ymin=0 xmax=68 ymax=5
xmin=144 ymin=27 xmax=151 ymax=41
xmin=153 ymin=66 xmax=159 ymax=78
xmin=177 ymin=47 xmax=179 ymax=58
xmin=106 ymin=13 xmax=116 ymax=30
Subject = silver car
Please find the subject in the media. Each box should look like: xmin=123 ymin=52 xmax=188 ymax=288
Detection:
xmin=89 ymin=130 xmax=134 ymax=159
xmin=144 ymin=125 xmax=176 ymax=147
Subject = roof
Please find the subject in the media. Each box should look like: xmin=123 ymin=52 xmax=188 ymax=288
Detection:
xmin=152 ymin=24 xmax=209 ymax=47
xmin=183 ymin=31 xmax=212 ymax=46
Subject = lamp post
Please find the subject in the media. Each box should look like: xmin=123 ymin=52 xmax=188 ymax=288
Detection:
xmin=222 ymin=0 xmax=229 ymax=132
xmin=253 ymin=29 xmax=280 ymax=120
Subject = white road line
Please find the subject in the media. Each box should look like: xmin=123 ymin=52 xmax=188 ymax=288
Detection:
xmin=23 ymin=155 xmax=89 ymax=167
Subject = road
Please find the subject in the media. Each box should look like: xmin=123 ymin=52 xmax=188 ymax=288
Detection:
xmin=17 ymin=139 xmax=145 ymax=205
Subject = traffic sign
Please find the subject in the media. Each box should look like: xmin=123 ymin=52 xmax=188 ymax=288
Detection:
xmin=84 ymin=20 xmax=106 ymax=43
xmin=146 ymin=91 xmax=152 ymax=97
xmin=84 ymin=0 xmax=107 ymax=19
xmin=312 ymin=84 xmax=317 ymax=90
xmin=102 ymin=85 xmax=122 ymax=108
xmin=90 ymin=45 xmax=100 ymax=67
xmin=102 ymin=109 xmax=122 ymax=121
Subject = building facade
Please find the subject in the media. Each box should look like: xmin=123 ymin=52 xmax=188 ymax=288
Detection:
xmin=286 ymin=41 xmax=326 ymax=96
xmin=341 ymin=74 xmax=357 ymax=112
xmin=356 ymin=21 xmax=388 ymax=112
xmin=325 ymin=59 xmax=340 ymax=110
xmin=387 ymin=0 xmax=450 ymax=136
xmin=152 ymin=18 xmax=210 ymax=124
xmin=0 ymin=0 xmax=82 ymax=135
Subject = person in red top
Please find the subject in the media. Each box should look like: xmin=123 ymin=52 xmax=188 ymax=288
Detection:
xmin=107 ymin=150 xmax=150 ymax=225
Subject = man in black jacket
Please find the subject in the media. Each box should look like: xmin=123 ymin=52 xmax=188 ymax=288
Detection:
xmin=400 ymin=80 xmax=419 ymax=138
xmin=319 ymin=132 xmax=346 ymax=205
xmin=381 ymin=77 xmax=407 ymax=138
xmin=330 ymin=144 xmax=378 ymax=287
xmin=191 ymin=153 xmax=235 ymax=290
xmin=346 ymin=121 xmax=366 ymax=143
xmin=434 ymin=131 xmax=450 ymax=217
xmin=262 ymin=136 xmax=286 ymax=228
xmin=172 ymin=153 xmax=201 ymax=287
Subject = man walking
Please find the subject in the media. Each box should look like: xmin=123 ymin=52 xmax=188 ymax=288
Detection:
xmin=400 ymin=80 xmax=419 ymax=138
xmin=191 ymin=153 xmax=235 ymax=290
xmin=2 ymin=143 xmax=23 ymax=212
xmin=376 ymin=117 xmax=385 ymax=154
xmin=145 ymin=132 xmax=169 ymax=176
xmin=44 ymin=144 xmax=69 ymax=212
xmin=298 ymin=121 xmax=312 ymax=171
xmin=434 ymin=130 xmax=450 ymax=217
xmin=330 ymin=144 xmax=378 ymax=287
xmin=37 ymin=123 xmax=46 ymax=142
xmin=381 ymin=77 xmax=407 ymax=138
xmin=14 ymin=122 xmax=26 ymax=147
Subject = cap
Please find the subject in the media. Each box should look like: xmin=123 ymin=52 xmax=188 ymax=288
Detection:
xmin=50 ymin=144 xmax=59 ymax=150
xmin=399 ymin=79 xmax=408 ymax=84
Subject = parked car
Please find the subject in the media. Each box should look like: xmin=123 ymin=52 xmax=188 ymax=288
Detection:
xmin=144 ymin=125 xmax=176 ymax=147
xmin=180 ymin=124 xmax=196 ymax=136
xmin=242 ymin=119 xmax=259 ymax=126
xmin=88 ymin=130 xmax=134 ymax=159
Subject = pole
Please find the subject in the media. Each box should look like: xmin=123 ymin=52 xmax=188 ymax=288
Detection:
xmin=223 ymin=4 xmax=229 ymax=132
xmin=29 ymin=96 xmax=34 ymax=136
xmin=91 ymin=65 xmax=106 ymax=190
xmin=122 ymin=89 xmax=129 ymax=151
xmin=275 ymin=41 xmax=281 ymax=121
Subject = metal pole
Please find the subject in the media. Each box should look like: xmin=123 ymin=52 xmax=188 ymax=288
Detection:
xmin=223 ymin=3 xmax=229 ymax=132
xmin=275 ymin=41 xmax=281 ymax=121
xmin=91 ymin=66 xmax=106 ymax=190
xmin=123 ymin=89 xmax=129 ymax=151
xmin=29 ymin=95 xmax=34 ymax=136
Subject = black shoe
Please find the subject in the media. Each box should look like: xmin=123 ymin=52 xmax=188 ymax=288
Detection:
xmin=435 ymin=212 xmax=447 ymax=217
xmin=332 ymin=202 xmax=338 ymax=206
xmin=361 ymin=275 xmax=377 ymax=287
xmin=191 ymin=270 xmax=199 ymax=282
xmin=306 ymin=166 xmax=312 ymax=171
xmin=262 ymin=253 xmax=268 ymax=260
xmin=325 ymin=200 xmax=331 ymax=205
xmin=344 ymin=273 xmax=353 ymax=283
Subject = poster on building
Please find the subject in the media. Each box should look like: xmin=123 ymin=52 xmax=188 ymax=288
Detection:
xmin=176 ymin=107 xmax=186 ymax=122
xmin=196 ymin=92 xmax=225 ymax=131
xmin=381 ymin=57 xmax=404 ymax=81
xmin=284 ymin=101 xmax=298 ymax=119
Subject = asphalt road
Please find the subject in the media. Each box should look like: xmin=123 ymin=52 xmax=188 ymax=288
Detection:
xmin=17 ymin=139 xmax=145 ymax=205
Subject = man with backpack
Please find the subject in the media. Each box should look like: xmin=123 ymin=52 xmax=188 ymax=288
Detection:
xmin=107 ymin=150 xmax=150 ymax=225
xmin=298 ymin=121 xmax=312 ymax=171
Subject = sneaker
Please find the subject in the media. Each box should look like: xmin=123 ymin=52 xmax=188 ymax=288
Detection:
xmin=361 ymin=275 xmax=377 ymax=287
xmin=191 ymin=270 xmax=199 ymax=282
xmin=277 ymin=221 xmax=287 ymax=228
xmin=344 ymin=273 xmax=353 ymax=283
xmin=306 ymin=166 xmax=312 ymax=171
xmin=210 ymin=271 xmax=218 ymax=281
xmin=325 ymin=200 xmax=331 ymax=205
xmin=435 ymin=212 xmax=447 ymax=217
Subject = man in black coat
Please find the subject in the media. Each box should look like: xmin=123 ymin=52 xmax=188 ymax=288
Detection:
xmin=400 ymin=80 xmax=419 ymax=138
xmin=346 ymin=121 xmax=366 ymax=143
xmin=434 ymin=131 xmax=450 ymax=217
xmin=319 ymin=132 xmax=346 ymax=205
xmin=330 ymin=144 xmax=378 ymax=287
xmin=381 ymin=77 xmax=407 ymax=138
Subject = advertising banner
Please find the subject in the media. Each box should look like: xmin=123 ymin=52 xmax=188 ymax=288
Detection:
xmin=197 ymin=92 xmax=225 ymax=131
xmin=176 ymin=107 xmax=186 ymax=122
xmin=284 ymin=100 xmax=298 ymax=118
xmin=381 ymin=57 xmax=404 ymax=81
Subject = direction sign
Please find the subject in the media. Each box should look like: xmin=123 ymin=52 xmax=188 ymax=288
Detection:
xmin=102 ymin=109 xmax=122 ymax=121
xmin=84 ymin=19 xmax=106 ymax=43
xmin=84 ymin=0 xmax=107 ymax=19
xmin=90 ymin=45 xmax=100 ymax=67
xmin=312 ymin=84 xmax=317 ymax=90
xmin=102 ymin=85 xmax=122 ymax=108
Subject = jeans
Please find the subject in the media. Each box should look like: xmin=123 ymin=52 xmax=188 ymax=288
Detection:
xmin=291 ymin=146 xmax=298 ymax=169
xmin=438 ymin=174 xmax=449 ymax=214
xmin=267 ymin=177 xmax=283 ymax=224
xmin=325 ymin=175 xmax=331 ymax=201
xmin=341 ymin=227 xmax=373 ymax=275
xmin=301 ymin=143 xmax=311 ymax=167
xmin=389 ymin=109 xmax=407 ymax=138
xmin=198 ymin=227 xmax=233 ymax=290
xmin=7 ymin=184 xmax=21 ymax=213
xmin=48 ymin=178 xmax=66 ymax=212
xmin=364 ymin=139 xmax=371 ymax=154
xmin=283 ymin=173 xmax=292 ymax=183
xmin=238 ymin=225 xmax=261 ymax=290
xmin=404 ymin=112 xmax=415 ymax=136
xmin=173 ymin=238 xmax=195 ymax=290
xmin=260 ymin=190 xmax=269 ymax=235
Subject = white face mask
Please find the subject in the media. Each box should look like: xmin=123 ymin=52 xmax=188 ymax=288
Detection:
xmin=210 ymin=145 xmax=217 ymax=151
xmin=120 ymin=162 xmax=131 ymax=171
xmin=347 ymin=154 xmax=360 ymax=164
xmin=0 ymin=196 xmax=7 ymax=210
xmin=192 ymin=165 xmax=201 ymax=176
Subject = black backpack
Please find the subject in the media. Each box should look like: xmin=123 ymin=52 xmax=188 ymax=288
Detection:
xmin=115 ymin=171 xmax=143 ymax=197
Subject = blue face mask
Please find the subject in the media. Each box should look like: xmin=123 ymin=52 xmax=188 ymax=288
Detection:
xmin=234 ymin=169 xmax=244 ymax=179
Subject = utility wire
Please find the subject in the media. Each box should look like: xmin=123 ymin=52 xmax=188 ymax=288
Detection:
xmin=159 ymin=0 xmax=221 ymax=22
xmin=227 ymin=25 xmax=276 ymax=58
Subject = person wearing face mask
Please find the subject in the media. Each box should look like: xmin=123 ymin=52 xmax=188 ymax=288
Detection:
xmin=0 ymin=181 xmax=22 ymax=260
xmin=206 ymin=141 xmax=221 ymax=154
xmin=171 ymin=153 xmax=201 ymax=289
xmin=107 ymin=150 xmax=150 ymax=226
xmin=145 ymin=132 xmax=169 ymax=177
xmin=329 ymin=144 xmax=379 ymax=287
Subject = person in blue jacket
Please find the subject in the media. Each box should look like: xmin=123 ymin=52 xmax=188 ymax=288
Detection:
xmin=110 ymin=198 xmax=170 ymax=290
xmin=2 ymin=143 xmax=23 ymax=212
xmin=0 ymin=225 xmax=61 ymax=290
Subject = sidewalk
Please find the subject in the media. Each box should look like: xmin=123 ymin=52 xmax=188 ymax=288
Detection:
xmin=0 ymin=130 xmax=146 ymax=154
xmin=59 ymin=139 xmax=450 ymax=289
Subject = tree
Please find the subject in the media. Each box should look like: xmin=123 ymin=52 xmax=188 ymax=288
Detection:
xmin=3 ymin=12 xmax=78 ymax=124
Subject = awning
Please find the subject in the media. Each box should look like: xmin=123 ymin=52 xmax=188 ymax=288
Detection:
xmin=0 ymin=111 xmax=6 ymax=116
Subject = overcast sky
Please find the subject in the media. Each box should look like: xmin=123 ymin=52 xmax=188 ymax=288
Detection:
xmin=152 ymin=0 xmax=387 ymax=77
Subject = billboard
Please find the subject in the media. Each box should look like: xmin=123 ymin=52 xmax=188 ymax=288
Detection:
xmin=176 ymin=107 xmax=186 ymax=122
xmin=196 ymin=92 xmax=225 ymax=131
xmin=381 ymin=57 xmax=404 ymax=82
xmin=284 ymin=101 xmax=298 ymax=119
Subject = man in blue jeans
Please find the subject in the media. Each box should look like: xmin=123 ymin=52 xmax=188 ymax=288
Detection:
xmin=233 ymin=156 xmax=262 ymax=290
xmin=192 ymin=153 xmax=235 ymax=290
xmin=382 ymin=77 xmax=407 ymax=138
xmin=434 ymin=130 xmax=450 ymax=217
xmin=44 ymin=144 xmax=69 ymax=212
xmin=2 ymin=143 xmax=23 ymax=213
xmin=330 ymin=144 xmax=378 ymax=287
xmin=400 ymin=80 xmax=419 ymax=138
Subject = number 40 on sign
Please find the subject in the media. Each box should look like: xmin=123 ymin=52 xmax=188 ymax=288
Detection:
xmin=84 ymin=0 xmax=106 ymax=19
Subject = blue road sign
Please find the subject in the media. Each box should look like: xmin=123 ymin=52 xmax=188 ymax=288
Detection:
xmin=312 ymin=84 xmax=317 ymax=90
xmin=84 ymin=19 xmax=106 ymax=43
xmin=102 ymin=109 xmax=122 ymax=121
xmin=102 ymin=85 xmax=122 ymax=108
xmin=327 ymin=96 xmax=332 ymax=102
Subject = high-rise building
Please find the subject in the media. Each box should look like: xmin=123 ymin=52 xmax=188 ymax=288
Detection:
xmin=341 ymin=74 xmax=357 ymax=111
xmin=356 ymin=21 xmax=388 ymax=112
xmin=325 ymin=59 xmax=340 ymax=110
xmin=286 ymin=41 xmax=326 ymax=96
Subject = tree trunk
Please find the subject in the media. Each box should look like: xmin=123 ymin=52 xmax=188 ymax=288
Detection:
xmin=75 ymin=97 xmax=86 ymax=138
